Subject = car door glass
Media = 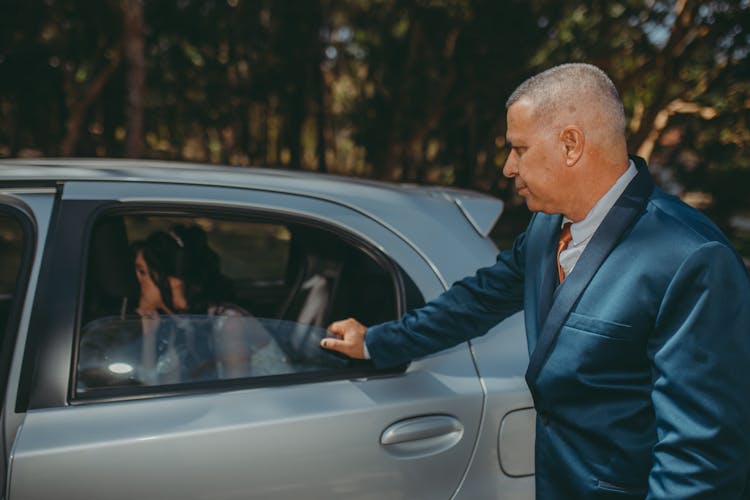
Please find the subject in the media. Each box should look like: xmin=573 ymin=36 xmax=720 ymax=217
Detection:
xmin=76 ymin=213 xmax=400 ymax=397
xmin=78 ymin=315 xmax=351 ymax=389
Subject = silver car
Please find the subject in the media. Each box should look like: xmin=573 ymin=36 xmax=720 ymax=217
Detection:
xmin=0 ymin=159 xmax=533 ymax=499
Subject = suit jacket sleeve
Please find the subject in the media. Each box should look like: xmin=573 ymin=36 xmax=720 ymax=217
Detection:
xmin=365 ymin=226 xmax=529 ymax=369
xmin=647 ymin=242 xmax=750 ymax=499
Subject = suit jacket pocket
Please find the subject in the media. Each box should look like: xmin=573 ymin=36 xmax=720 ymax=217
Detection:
xmin=596 ymin=479 xmax=646 ymax=498
xmin=565 ymin=312 xmax=633 ymax=341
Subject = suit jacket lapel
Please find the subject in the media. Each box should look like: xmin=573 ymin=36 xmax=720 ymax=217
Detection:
xmin=525 ymin=157 xmax=655 ymax=390
xmin=536 ymin=215 xmax=562 ymax=332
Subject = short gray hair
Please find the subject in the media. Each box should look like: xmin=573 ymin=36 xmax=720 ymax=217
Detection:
xmin=505 ymin=63 xmax=626 ymax=135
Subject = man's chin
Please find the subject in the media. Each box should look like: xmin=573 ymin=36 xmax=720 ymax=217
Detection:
xmin=519 ymin=195 xmax=535 ymax=211
xmin=522 ymin=199 xmax=554 ymax=215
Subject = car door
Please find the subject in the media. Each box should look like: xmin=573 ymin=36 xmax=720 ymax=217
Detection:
xmin=8 ymin=180 xmax=485 ymax=500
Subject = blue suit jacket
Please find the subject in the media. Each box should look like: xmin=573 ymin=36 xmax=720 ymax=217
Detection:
xmin=367 ymin=157 xmax=750 ymax=499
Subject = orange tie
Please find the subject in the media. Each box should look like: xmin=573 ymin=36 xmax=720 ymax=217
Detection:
xmin=557 ymin=222 xmax=573 ymax=283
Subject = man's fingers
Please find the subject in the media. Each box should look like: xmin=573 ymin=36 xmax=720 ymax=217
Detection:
xmin=321 ymin=318 xmax=367 ymax=359
xmin=320 ymin=336 xmax=363 ymax=358
xmin=327 ymin=318 xmax=357 ymax=335
xmin=320 ymin=337 xmax=346 ymax=352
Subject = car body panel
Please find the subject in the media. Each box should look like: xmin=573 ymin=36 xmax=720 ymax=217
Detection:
xmin=456 ymin=312 xmax=535 ymax=499
xmin=11 ymin=363 xmax=483 ymax=500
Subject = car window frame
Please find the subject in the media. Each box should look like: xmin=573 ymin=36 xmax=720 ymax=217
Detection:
xmin=59 ymin=200 xmax=411 ymax=406
xmin=17 ymin=197 xmax=94 ymax=413
xmin=0 ymin=198 xmax=37 ymax=407
xmin=0 ymin=194 xmax=38 ymax=499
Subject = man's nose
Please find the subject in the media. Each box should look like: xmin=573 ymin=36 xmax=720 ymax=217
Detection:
xmin=502 ymin=153 xmax=517 ymax=178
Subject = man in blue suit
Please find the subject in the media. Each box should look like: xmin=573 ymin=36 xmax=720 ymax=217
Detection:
xmin=321 ymin=63 xmax=750 ymax=498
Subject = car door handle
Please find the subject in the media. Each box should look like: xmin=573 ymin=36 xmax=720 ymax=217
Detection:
xmin=381 ymin=415 xmax=462 ymax=445
xmin=380 ymin=415 xmax=464 ymax=458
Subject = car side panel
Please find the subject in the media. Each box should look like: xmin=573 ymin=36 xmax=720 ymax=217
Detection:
xmin=456 ymin=312 xmax=536 ymax=500
xmin=10 ymin=368 xmax=482 ymax=500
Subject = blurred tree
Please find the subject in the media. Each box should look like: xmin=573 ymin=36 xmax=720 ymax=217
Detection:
xmin=337 ymin=0 xmax=543 ymax=184
xmin=0 ymin=0 xmax=747 ymax=259
xmin=123 ymin=0 xmax=146 ymax=157
xmin=527 ymin=0 xmax=750 ymax=249
xmin=0 ymin=0 xmax=123 ymax=156
xmin=528 ymin=0 xmax=749 ymax=164
xmin=271 ymin=0 xmax=327 ymax=170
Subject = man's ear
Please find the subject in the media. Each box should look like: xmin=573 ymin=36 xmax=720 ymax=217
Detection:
xmin=560 ymin=126 xmax=584 ymax=166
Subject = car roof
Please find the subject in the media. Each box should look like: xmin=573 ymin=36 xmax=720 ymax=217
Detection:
xmin=0 ymin=158 xmax=502 ymax=284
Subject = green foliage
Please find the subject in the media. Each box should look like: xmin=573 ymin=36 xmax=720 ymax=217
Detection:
xmin=0 ymin=0 xmax=748 ymax=258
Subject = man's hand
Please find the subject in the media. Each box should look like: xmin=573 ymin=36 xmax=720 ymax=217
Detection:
xmin=320 ymin=318 xmax=367 ymax=359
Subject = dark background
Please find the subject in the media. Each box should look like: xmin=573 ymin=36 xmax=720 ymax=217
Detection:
xmin=1 ymin=0 xmax=749 ymax=263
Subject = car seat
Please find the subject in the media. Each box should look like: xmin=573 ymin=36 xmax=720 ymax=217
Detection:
xmin=83 ymin=216 xmax=139 ymax=325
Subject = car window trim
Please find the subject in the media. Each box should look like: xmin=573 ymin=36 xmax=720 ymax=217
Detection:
xmin=0 ymin=194 xmax=38 ymax=474
xmin=71 ymin=359 xmax=402 ymax=405
xmin=17 ymin=197 xmax=96 ymax=412
xmin=0 ymin=196 xmax=38 ymax=499
xmin=13 ymin=188 xmax=61 ymax=415
xmin=0 ymin=198 xmax=38 ymax=407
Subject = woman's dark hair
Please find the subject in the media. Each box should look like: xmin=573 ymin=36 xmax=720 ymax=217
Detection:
xmin=133 ymin=224 xmax=233 ymax=313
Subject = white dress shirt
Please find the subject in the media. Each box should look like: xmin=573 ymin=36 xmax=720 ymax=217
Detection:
xmin=558 ymin=160 xmax=638 ymax=278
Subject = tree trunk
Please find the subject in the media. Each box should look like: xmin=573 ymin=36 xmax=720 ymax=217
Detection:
xmin=59 ymin=54 xmax=121 ymax=156
xmin=456 ymin=103 xmax=478 ymax=188
xmin=624 ymin=0 xmax=700 ymax=158
xmin=261 ymin=102 xmax=269 ymax=165
xmin=315 ymin=84 xmax=328 ymax=173
xmin=241 ymin=104 xmax=250 ymax=163
xmin=386 ymin=12 xmax=421 ymax=180
xmin=123 ymin=0 xmax=146 ymax=158
xmin=313 ymin=0 xmax=328 ymax=173
xmin=287 ymin=91 xmax=304 ymax=169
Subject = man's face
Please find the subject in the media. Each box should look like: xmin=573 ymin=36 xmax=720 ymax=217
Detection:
xmin=503 ymin=99 xmax=567 ymax=215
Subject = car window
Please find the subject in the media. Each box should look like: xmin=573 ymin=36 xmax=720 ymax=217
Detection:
xmin=76 ymin=212 xmax=403 ymax=397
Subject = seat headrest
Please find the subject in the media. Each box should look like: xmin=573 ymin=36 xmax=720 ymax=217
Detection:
xmin=89 ymin=217 xmax=139 ymax=298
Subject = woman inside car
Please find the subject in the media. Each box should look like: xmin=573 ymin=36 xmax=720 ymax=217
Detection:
xmin=133 ymin=224 xmax=286 ymax=384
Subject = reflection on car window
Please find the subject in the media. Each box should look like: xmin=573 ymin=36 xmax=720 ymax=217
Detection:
xmin=124 ymin=216 xmax=292 ymax=283
xmin=77 ymin=213 xmax=403 ymax=397
xmin=77 ymin=316 xmax=349 ymax=391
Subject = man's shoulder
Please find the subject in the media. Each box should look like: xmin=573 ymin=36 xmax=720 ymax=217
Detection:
xmin=634 ymin=189 xmax=748 ymax=292
xmin=645 ymin=188 xmax=731 ymax=248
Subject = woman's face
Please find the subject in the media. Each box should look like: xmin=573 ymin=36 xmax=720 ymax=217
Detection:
xmin=135 ymin=250 xmax=188 ymax=312
xmin=135 ymin=250 xmax=165 ymax=311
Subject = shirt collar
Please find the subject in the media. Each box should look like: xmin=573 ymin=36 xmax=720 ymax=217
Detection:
xmin=563 ymin=159 xmax=638 ymax=245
